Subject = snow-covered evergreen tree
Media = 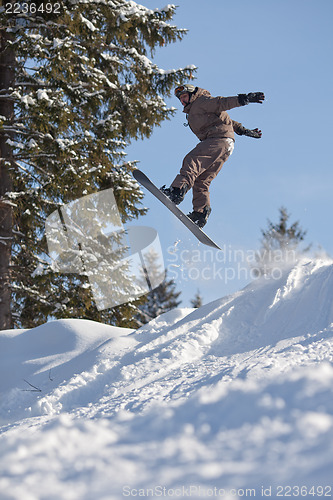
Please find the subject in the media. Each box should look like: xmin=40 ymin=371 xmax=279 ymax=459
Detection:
xmin=253 ymin=206 xmax=310 ymax=276
xmin=0 ymin=0 xmax=196 ymax=329
xmin=136 ymin=249 xmax=181 ymax=323
xmin=137 ymin=273 xmax=182 ymax=323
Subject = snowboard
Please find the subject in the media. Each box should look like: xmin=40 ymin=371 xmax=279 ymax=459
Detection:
xmin=132 ymin=169 xmax=221 ymax=250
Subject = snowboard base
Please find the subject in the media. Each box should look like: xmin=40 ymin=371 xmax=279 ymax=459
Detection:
xmin=133 ymin=169 xmax=221 ymax=250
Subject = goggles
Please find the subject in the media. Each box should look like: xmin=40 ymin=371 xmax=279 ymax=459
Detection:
xmin=174 ymin=84 xmax=196 ymax=99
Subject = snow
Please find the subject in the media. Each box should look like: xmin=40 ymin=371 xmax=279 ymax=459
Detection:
xmin=20 ymin=94 xmax=36 ymax=108
xmin=1 ymin=258 xmax=333 ymax=499
xmin=80 ymin=14 xmax=97 ymax=32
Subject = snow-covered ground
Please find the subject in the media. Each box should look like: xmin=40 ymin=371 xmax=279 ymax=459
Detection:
xmin=1 ymin=258 xmax=333 ymax=500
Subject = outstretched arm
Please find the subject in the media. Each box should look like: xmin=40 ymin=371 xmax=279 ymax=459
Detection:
xmin=232 ymin=120 xmax=262 ymax=138
xmin=199 ymin=92 xmax=265 ymax=114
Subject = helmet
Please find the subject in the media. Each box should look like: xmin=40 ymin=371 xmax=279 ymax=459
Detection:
xmin=174 ymin=84 xmax=197 ymax=99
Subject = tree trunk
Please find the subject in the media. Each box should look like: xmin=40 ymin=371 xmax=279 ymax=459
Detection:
xmin=0 ymin=18 xmax=15 ymax=330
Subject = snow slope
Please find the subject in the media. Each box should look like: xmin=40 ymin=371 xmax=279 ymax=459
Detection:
xmin=1 ymin=258 xmax=333 ymax=500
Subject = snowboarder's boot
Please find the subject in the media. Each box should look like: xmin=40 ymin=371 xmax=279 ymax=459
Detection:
xmin=160 ymin=184 xmax=188 ymax=205
xmin=187 ymin=206 xmax=212 ymax=228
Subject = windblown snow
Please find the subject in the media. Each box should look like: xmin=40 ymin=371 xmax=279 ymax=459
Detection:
xmin=1 ymin=258 xmax=333 ymax=500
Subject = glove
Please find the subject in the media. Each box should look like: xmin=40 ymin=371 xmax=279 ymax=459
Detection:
xmin=238 ymin=92 xmax=265 ymax=105
xmin=243 ymin=127 xmax=262 ymax=138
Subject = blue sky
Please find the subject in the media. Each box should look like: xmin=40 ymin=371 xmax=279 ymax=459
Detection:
xmin=127 ymin=0 xmax=333 ymax=306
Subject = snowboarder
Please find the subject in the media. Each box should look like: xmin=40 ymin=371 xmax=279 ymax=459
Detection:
xmin=161 ymin=84 xmax=265 ymax=228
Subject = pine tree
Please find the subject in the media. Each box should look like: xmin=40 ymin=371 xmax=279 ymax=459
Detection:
xmin=253 ymin=206 xmax=310 ymax=276
xmin=0 ymin=0 xmax=195 ymax=329
xmin=190 ymin=290 xmax=203 ymax=308
xmin=137 ymin=273 xmax=182 ymax=323
xmin=136 ymin=249 xmax=181 ymax=323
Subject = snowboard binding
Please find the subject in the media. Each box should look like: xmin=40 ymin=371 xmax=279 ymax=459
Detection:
xmin=187 ymin=206 xmax=212 ymax=228
xmin=160 ymin=185 xmax=188 ymax=205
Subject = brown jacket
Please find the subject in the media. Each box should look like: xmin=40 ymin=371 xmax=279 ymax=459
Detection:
xmin=183 ymin=87 xmax=244 ymax=141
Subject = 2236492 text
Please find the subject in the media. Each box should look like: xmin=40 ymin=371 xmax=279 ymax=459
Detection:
xmin=4 ymin=3 xmax=61 ymax=14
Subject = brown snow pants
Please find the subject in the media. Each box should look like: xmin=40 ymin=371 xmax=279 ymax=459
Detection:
xmin=171 ymin=137 xmax=234 ymax=212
